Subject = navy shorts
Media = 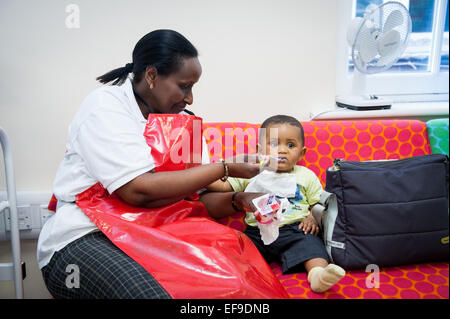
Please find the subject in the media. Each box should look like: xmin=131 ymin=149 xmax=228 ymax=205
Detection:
xmin=244 ymin=221 xmax=330 ymax=274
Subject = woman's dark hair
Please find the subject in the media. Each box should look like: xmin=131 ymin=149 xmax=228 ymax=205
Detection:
xmin=260 ymin=115 xmax=305 ymax=145
xmin=96 ymin=29 xmax=198 ymax=85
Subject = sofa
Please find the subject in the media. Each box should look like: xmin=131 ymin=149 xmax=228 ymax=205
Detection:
xmin=202 ymin=118 xmax=449 ymax=299
xmin=47 ymin=118 xmax=448 ymax=299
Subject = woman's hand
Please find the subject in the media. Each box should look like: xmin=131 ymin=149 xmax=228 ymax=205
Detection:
xmin=225 ymin=154 xmax=261 ymax=179
xmin=234 ymin=192 xmax=284 ymax=224
xmin=227 ymin=162 xmax=261 ymax=179
xmin=298 ymin=213 xmax=319 ymax=235
xmin=225 ymin=154 xmax=259 ymax=164
xmin=233 ymin=192 xmax=267 ymax=212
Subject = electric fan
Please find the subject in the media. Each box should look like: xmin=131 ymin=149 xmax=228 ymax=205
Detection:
xmin=336 ymin=1 xmax=412 ymax=110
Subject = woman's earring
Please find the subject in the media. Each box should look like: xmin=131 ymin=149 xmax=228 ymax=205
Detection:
xmin=149 ymin=82 xmax=154 ymax=89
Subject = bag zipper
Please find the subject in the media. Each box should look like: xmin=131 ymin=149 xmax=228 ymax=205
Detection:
xmin=333 ymin=154 xmax=448 ymax=170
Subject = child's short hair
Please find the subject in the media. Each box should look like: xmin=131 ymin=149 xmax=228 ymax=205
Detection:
xmin=260 ymin=115 xmax=305 ymax=145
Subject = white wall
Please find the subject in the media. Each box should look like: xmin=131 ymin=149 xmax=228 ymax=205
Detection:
xmin=0 ymin=0 xmax=339 ymax=191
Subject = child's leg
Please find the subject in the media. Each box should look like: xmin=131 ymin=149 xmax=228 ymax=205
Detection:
xmin=304 ymin=257 xmax=328 ymax=271
xmin=243 ymin=225 xmax=278 ymax=263
xmin=305 ymin=258 xmax=345 ymax=293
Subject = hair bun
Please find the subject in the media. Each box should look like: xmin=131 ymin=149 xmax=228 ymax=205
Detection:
xmin=125 ymin=63 xmax=134 ymax=73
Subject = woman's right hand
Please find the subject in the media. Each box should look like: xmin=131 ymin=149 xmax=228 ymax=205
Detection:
xmin=227 ymin=162 xmax=261 ymax=179
xmin=225 ymin=154 xmax=261 ymax=179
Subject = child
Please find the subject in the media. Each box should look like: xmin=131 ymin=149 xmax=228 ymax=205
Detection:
xmin=208 ymin=115 xmax=345 ymax=293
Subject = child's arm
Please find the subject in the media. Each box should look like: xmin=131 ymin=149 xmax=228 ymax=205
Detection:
xmin=205 ymin=180 xmax=234 ymax=192
xmin=299 ymin=176 xmax=323 ymax=235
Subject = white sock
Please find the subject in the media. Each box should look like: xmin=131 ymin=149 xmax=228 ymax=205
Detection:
xmin=307 ymin=264 xmax=346 ymax=293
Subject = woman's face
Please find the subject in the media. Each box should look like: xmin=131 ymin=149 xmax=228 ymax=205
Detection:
xmin=150 ymin=57 xmax=202 ymax=114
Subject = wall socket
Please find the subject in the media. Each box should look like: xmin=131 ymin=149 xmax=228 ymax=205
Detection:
xmin=4 ymin=206 xmax=32 ymax=231
xmin=0 ymin=191 xmax=54 ymax=241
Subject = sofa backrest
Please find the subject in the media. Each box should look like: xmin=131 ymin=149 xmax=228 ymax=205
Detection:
xmin=426 ymin=118 xmax=449 ymax=156
xmin=203 ymin=120 xmax=432 ymax=230
xmin=203 ymin=120 xmax=432 ymax=187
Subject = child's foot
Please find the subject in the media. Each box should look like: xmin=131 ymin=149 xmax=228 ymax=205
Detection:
xmin=307 ymin=264 xmax=346 ymax=293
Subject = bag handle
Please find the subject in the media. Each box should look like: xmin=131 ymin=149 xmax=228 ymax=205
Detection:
xmin=311 ymin=190 xmax=333 ymax=230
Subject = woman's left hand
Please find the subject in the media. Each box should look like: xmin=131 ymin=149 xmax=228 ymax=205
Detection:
xmin=233 ymin=192 xmax=268 ymax=213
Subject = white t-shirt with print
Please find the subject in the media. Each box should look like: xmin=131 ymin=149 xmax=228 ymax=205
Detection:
xmin=37 ymin=78 xmax=210 ymax=269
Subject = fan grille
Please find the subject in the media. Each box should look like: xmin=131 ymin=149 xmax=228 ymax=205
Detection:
xmin=352 ymin=1 xmax=412 ymax=74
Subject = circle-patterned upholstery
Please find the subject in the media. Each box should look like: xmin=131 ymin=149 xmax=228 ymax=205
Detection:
xmin=203 ymin=120 xmax=432 ymax=188
xmin=426 ymin=118 xmax=449 ymax=156
xmin=203 ymin=120 xmax=448 ymax=299
xmin=272 ymin=262 xmax=449 ymax=299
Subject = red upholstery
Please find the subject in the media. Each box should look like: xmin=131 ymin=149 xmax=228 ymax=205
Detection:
xmin=203 ymin=120 xmax=432 ymax=187
xmin=203 ymin=120 xmax=448 ymax=299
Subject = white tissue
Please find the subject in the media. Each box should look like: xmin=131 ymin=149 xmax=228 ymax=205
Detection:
xmin=256 ymin=197 xmax=290 ymax=245
xmin=245 ymin=170 xmax=297 ymax=198
xmin=245 ymin=170 xmax=296 ymax=245
xmin=258 ymin=218 xmax=282 ymax=245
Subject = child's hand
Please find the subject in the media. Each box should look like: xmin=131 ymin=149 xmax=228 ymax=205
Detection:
xmin=298 ymin=214 xmax=319 ymax=235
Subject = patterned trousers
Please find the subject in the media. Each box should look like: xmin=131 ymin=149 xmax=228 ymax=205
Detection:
xmin=41 ymin=231 xmax=171 ymax=299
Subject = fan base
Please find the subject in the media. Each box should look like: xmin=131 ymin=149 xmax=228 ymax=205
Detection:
xmin=335 ymin=95 xmax=392 ymax=111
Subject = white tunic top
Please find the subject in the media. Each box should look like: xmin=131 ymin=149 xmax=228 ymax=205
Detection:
xmin=37 ymin=78 xmax=210 ymax=269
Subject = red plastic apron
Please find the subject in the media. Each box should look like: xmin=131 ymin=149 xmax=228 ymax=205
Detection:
xmin=76 ymin=114 xmax=289 ymax=299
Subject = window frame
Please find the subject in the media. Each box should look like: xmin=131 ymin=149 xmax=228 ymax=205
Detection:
xmin=335 ymin=0 xmax=449 ymax=100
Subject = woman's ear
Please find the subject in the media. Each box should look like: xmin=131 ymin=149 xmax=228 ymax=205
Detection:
xmin=145 ymin=66 xmax=158 ymax=87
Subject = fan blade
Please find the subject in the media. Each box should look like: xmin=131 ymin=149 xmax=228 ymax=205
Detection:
xmin=377 ymin=29 xmax=401 ymax=58
xmin=383 ymin=10 xmax=404 ymax=33
xmin=376 ymin=35 xmax=402 ymax=67
xmin=376 ymin=46 xmax=401 ymax=66
xmin=357 ymin=25 xmax=378 ymax=63
xmin=376 ymin=52 xmax=395 ymax=67
xmin=347 ymin=17 xmax=364 ymax=46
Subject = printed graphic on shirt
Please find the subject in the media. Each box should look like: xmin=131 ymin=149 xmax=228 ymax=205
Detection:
xmin=283 ymin=184 xmax=303 ymax=216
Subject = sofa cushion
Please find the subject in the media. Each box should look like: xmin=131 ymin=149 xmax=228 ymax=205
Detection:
xmin=426 ymin=118 xmax=449 ymax=156
xmin=203 ymin=120 xmax=431 ymax=186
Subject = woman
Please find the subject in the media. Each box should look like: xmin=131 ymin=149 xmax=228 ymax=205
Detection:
xmin=37 ymin=29 xmax=270 ymax=299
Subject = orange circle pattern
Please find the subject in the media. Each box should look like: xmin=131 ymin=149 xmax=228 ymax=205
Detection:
xmin=204 ymin=120 xmax=431 ymax=187
xmin=203 ymin=120 xmax=448 ymax=299
xmin=271 ymin=262 xmax=448 ymax=299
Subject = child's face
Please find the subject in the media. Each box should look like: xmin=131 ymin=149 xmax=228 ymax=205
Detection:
xmin=259 ymin=123 xmax=306 ymax=173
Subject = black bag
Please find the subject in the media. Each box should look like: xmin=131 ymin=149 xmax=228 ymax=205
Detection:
xmin=321 ymin=154 xmax=449 ymax=270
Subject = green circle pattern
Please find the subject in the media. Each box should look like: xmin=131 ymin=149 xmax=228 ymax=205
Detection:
xmin=426 ymin=119 xmax=449 ymax=156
